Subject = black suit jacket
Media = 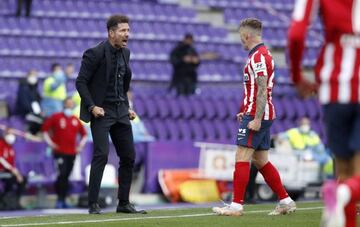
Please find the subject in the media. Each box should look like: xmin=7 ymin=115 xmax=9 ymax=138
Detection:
xmin=76 ymin=40 xmax=132 ymax=123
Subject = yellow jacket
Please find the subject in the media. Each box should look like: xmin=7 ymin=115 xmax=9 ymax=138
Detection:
xmin=286 ymin=128 xmax=321 ymax=150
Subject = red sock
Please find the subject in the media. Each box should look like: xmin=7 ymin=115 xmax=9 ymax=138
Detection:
xmin=343 ymin=175 xmax=360 ymax=227
xmin=345 ymin=175 xmax=360 ymax=201
xmin=345 ymin=202 xmax=357 ymax=227
xmin=232 ymin=161 xmax=250 ymax=204
xmin=259 ymin=162 xmax=288 ymax=200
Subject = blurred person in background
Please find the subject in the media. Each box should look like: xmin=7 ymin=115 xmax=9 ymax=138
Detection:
xmin=288 ymin=0 xmax=360 ymax=226
xmin=76 ymin=15 xmax=146 ymax=215
xmin=213 ymin=18 xmax=296 ymax=217
xmin=127 ymin=90 xmax=154 ymax=144
xmin=15 ymin=69 xmax=43 ymax=135
xmin=41 ymin=63 xmax=69 ymax=117
xmin=278 ymin=117 xmax=331 ymax=172
xmin=169 ymin=33 xmax=200 ymax=96
xmin=127 ymin=90 xmax=154 ymax=185
xmin=72 ymin=91 xmax=92 ymax=141
xmin=42 ymin=98 xmax=87 ymax=209
xmin=65 ymin=63 xmax=76 ymax=79
xmin=16 ymin=0 xmax=32 ymax=17
xmin=0 ymin=128 xmax=26 ymax=210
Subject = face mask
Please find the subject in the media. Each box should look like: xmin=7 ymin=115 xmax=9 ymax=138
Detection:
xmin=53 ymin=71 xmax=66 ymax=82
xmin=64 ymin=108 xmax=73 ymax=117
xmin=299 ymin=124 xmax=311 ymax=133
xmin=4 ymin=134 xmax=16 ymax=145
xmin=27 ymin=76 xmax=38 ymax=85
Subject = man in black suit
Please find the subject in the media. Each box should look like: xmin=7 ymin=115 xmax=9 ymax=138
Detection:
xmin=76 ymin=15 xmax=146 ymax=215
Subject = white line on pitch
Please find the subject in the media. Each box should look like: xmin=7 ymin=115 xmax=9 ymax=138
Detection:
xmin=0 ymin=206 xmax=324 ymax=227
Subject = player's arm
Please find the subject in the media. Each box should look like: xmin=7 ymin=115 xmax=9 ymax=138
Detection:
xmin=76 ymin=122 xmax=87 ymax=153
xmin=41 ymin=117 xmax=58 ymax=150
xmin=288 ymin=0 xmax=318 ymax=84
xmin=0 ymin=158 xmax=23 ymax=183
xmin=75 ymin=48 xmax=98 ymax=110
xmin=248 ymin=54 xmax=268 ymax=131
xmin=255 ymin=75 xmax=268 ymax=120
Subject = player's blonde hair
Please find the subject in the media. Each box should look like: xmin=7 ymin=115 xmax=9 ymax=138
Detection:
xmin=239 ymin=18 xmax=262 ymax=33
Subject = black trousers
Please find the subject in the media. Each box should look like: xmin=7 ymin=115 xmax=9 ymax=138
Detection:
xmin=0 ymin=174 xmax=27 ymax=209
xmin=16 ymin=0 xmax=32 ymax=17
xmin=54 ymin=154 xmax=76 ymax=201
xmin=246 ymin=163 xmax=258 ymax=202
xmin=88 ymin=102 xmax=135 ymax=205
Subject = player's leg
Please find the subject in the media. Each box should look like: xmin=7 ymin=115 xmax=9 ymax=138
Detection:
xmin=321 ymin=104 xmax=360 ymax=227
xmin=212 ymin=145 xmax=254 ymax=216
xmin=252 ymin=150 xmax=296 ymax=215
xmin=213 ymin=115 xmax=256 ymax=216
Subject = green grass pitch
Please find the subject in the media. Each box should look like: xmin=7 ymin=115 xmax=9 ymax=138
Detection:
xmin=0 ymin=202 xmax=359 ymax=227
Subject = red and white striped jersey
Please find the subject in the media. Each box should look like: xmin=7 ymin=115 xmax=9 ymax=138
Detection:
xmin=288 ymin=0 xmax=360 ymax=104
xmin=241 ymin=43 xmax=276 ymax=120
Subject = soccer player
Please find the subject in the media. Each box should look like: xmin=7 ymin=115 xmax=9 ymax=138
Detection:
xmin=288 ymin=1 xmax=360 ymax=226
xmin=213 ymin=18 xmax=296 ymax=216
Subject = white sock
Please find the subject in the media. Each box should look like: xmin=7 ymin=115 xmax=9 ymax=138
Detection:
xmin=337 ymin=184 xmax=351 ymax=206
xmin=279 ymin=197 xmax=293 ymax=205
xmin=230 ymin=202 xmax=243 ymax=210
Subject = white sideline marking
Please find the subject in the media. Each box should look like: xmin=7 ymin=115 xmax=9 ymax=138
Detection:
xmin=0 ymin=206 xmax=324 ymax=227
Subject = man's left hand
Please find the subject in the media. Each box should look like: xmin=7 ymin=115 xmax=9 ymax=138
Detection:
xmin=129 ymin=109 xmax=137 ymax=120
xmin=248 ymin=119 xmax=261 ymax=131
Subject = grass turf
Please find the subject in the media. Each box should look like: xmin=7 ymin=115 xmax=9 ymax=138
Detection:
xmin=0 ymin=202 xmax=358 ymax=227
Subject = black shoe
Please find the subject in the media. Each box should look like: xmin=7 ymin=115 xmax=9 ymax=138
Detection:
xmin=89 ymin=203 xmax=102 ymax=214
xmin=116 ymin=203 xmax=147 ymax=214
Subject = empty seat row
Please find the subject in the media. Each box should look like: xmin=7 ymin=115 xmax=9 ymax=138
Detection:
xmin=133 ymin=92 xmax=322 ymax=121
xmin=1 ymin=0 xmax=196 ymax=22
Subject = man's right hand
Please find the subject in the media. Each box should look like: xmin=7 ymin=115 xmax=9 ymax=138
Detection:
xmin=91 ymin=106 xmax=105 ymax=118
xmin=294 ymin=77 xmax=317 ymax=99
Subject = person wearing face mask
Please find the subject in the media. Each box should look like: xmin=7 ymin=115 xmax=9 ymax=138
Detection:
xmin=42 ymin=98 xmax=87 ymax=209
xmin=42 ymin=63 xmax=69 ymax=117
xmin=0 ymin=128 xmax=26 ymax=210
xmin=284 ymin=117 xmax=323 ymax=151
xmin=15 ymin=70 xmax=43 ymax=134
xmin=281 ymin=117 xmax=331 ymax=176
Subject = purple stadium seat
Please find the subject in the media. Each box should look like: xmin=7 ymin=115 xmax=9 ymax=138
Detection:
xmin=152 ymin=119 xmax=169 ymax=141
xmin=156 ymin=97 xmax=170 ymax=119
xmin=178 ymin=96 xmax=192 ymax=119
xmin=202 ymin=98 xmax=216 ymax=119
xmin=143 ymin=97 xmax=158 ymax=118
xmin=190 ymin=97 xmax=205 ymax=120
xmin=201 ymin=119 xmax=217 ymax=142
xmin=214 ymin=119 xmax=230 ymax=142
xmin=164 ymin=119 xmax=181 ymax=141
xmin=168 ymin=98 xmax=182 ymax=119
xmin=293 ymin=97 xmax=307 ymax=118
xmin=189 ymin=119 xmax=205 ymax=141
xmin=281 ymin=97 xmax=296 ymax=120
xmin=178 ymin=119 xmax=192 ymax=141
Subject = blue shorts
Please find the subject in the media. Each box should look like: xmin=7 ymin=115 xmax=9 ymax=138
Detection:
xmin=323 ymin=104 xmax=360 ymax=160
xmin=236 ymin=115 xmax=273 ymax=150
